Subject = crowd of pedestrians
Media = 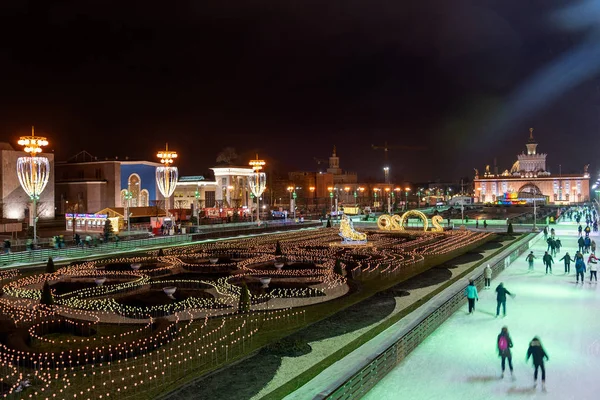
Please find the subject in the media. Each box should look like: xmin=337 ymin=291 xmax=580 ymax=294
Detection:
xmin=464 ymin=204 xmax=597 ymax=392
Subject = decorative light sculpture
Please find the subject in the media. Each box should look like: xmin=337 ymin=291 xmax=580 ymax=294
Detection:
xmin=249 ymin=155 xmax=267 ymax=225
xmin=16 ymin=127 xmax=50 ymax=245
xmin=156 ymin=143 xmax=178 ymax=216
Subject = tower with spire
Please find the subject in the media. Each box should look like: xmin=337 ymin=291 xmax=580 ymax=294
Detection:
xmin=517 ymin=128 xmax=547 ymax=174
xmin=327 ymin=145 xmax=342 ymax=175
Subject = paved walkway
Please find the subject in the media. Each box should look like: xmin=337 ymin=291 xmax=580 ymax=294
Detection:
xmin=364 ymin=219 xmax=599 ymax=399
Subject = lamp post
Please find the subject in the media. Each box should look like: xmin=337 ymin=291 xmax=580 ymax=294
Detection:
xmin=124 ymin=190 xmax=133 ymax=233
xmin=248 ymin=155 xmax=267 ymax=225
xmin=195 ymin=188 xmax=201 ymax=230
xmin=405 ymin=187 xmax=411 ymax=211
xmin=287 ymin=186 xmax=294 ymax=220
xmin=16 ymin=127 xmax=50 ymax=246
xmin=156 ymin=143 xmax=178 ymax=218
xmin=309 ymin=186 xmax=315 ymax=211
xmin=328 ymin=187 xmax=334 ymax=214
xmin=394 ymin=188 xmax=401 ymax=212
xmin=358 ymin=187 xmax=365 ymax=206
xmin=374 ymin=188 xmax=380 ymax=210
xmin=385 ymin=187 xmax=391 ymax=214
xmin=383 ymin=166 xmax=390 ymax=184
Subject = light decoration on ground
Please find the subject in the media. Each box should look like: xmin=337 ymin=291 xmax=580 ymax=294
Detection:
xmin=248 ymin=155 xmax=267 ymax=226
xmin=377 ymin=210 xmax=444 ymax=232
xmin=0 ymin=227 xmax=492 ymax=397
xmin=156 ymin=143 xmax=178 ymax=216
xmin=338 ymin=214 xmax=367 ymax=244
xmin=16 ymin=126 xmax=50 ymax=245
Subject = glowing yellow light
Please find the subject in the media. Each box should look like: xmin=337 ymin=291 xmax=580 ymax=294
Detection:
xmin=309 ymin=186 xmax=315 ymax=192
xmin=249 ymin=154 xmax=266 ymax=171
xmin=18 ymin=126 xmax=49 ymax=157
xmin=156 ymin=143 xmax=177 ymax=165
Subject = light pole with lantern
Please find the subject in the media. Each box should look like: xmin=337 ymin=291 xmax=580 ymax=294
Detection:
xmin=156 ymin=143 xmax=178 ymax=218
xmin=124 ymin=190 xmax=133 ymax=233
xmin=248 ymin=155 xmax=267 ymax=226
xmin=16 ymin=127 xmax=50 ymax=246
xmin=309 ymin=186 xmax=315 ymax=211
xmin=195 ymin=187 xmax=201 ymax=230
xmin=405 ymin=187 xmax=411 ymax=211
xmin=328 ymin=187 xmax=334 ymax=215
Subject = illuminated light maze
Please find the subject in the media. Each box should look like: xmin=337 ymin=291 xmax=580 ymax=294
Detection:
xmin=0 ymin=227 xmax=491 ymax=398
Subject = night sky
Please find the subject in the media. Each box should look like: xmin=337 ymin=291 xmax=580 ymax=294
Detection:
xmin=0 ymin=0 xmax=598 ymax=182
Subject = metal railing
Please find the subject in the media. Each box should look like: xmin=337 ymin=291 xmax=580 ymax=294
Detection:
xmin=322 ymin=231 xmax=543 ymax=400
xmin=0 ymin=234 xmax=193 ymax=267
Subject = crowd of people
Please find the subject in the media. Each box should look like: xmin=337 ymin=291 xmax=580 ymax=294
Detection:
xmin=466 ymin=204 xmax=598 ymax=392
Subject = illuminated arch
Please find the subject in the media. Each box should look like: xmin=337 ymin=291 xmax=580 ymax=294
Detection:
xmin=517 ymin=183 xmax=542 ymax=199
xmin=140 ymin=189 xmax=149 ymax=207
xmin=128 ymin=173 xmax=141 ymax=207
xmin=398 ymin=210 xmax=428 ymax=231
xmin=120 ymin=189 xmax=128 ymax=207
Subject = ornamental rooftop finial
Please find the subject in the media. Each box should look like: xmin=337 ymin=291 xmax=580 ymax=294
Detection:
xmin=17 ymin=126 xmax=49 ymax=157
xmin=528 ymin=127 xmax=535 ymax=142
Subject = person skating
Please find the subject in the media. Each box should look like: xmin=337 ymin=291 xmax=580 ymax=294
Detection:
xmin=526 ymin=337 xmax=549 ymax=391
xmin=555 ymin=237 xmax=562 ymax=254
xmin=543 ymin=226 xmax=548 ymax=240
xmin=526 ymin=251 xmax=536 ymax=271
xmin=542 ymin=251 xmax=554 ymax=274
xmin=577 ymin=224 xmax=583 ymax=237
xmin=591 ymin=240 xmax=596 ymax=254
xmin=588 ymin=253 xmax=598 ymax=283
xmin=559 ymin=252 xmax=574 ymax=274
xmin=575 ymin=253 xmax=586 ymax=284
xmin=578 ymin=236 xmax=585 ymax=254
xmin=497 ymin=326 xmax=514 ymax=379
xmin=584 ymin=236 xmax=591 ymax=254
xmin=464 ymin=279 xmax=478 ymax=314
xmin=495 ymin=282 xmax=514 ymax=317
xmin=484 ymin=264 xmax=492 ymax=289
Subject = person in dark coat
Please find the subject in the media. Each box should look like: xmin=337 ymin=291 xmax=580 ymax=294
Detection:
xmin=497 ymin=326 xmax=514 ymax=379
xmin=559 ymin=252 xmax=574 ymax=274
xmin=542 ymin=251 xmax=554 ymax=274
xmin=578 ymin=236 xmax=585 ymax=254
xmin=495 ymin=282 xmax=514 ymax=317
xmin=526 ymin=337 xmax=549 ymax=391
xmin=575 ymin=253 xmax=586 ymax=284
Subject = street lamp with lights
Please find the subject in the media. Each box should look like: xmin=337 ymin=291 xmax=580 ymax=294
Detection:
xmin=16 ymin=127 xmax=50 ymax=245
xmin=156 ymin=143 xmax=178 ymax=217
xmin=328 ymin=186 xmax=334 ymax=214
xmin=124 ymin=190 xmax=133 ymax=233
xmin=195 ymin=188 xmax=201 ymax=230
xmin=248 ymin=155 xmax=267 ymax=225
xmin=309 ymin=186 xmax=315 ymax=210
xmin=385 ymin=187 xmax=391 ymax=214
xmin=405 ymin=187 xmax=411 ymax=211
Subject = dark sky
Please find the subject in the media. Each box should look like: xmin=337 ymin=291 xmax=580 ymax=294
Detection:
xmin=0 ymin=0 xmax=598 ymax=182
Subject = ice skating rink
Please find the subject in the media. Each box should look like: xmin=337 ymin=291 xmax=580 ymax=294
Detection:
xmin=364 ymin=222 xmax=600 ymax=400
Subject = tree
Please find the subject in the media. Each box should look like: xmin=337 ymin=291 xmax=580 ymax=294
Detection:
xmin=46 ymin=257 xmax=55 ymax=274
xmin=40 ymin=281 xmax=54 ymax=306
xmin=334 ymin=259 xmax=344 ymax=276
xmin=507 ymin=222 xmax=514 ymax=234
xmin=103 ymin=219 xmax=114 ymax=242
xmin=216 ymin=147 xmax=238 ymax=165
xmin=238 ymin=281 xmax=251 ymax=312
xmin=275 ymin=240 xmax=282 ymax=256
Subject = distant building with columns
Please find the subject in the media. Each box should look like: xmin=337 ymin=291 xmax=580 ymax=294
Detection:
xmin=474 ymin=129 xmax=590 ymax=204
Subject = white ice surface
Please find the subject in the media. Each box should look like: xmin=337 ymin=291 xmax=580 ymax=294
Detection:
xmin=365 ymin=222 xmax=600 ymax=400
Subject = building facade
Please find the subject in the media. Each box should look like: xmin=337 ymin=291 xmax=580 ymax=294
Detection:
xmin=474 ymin=129 xmax=590 ymax=204
xmin=0 ymin=143 xmax=55 ymax=221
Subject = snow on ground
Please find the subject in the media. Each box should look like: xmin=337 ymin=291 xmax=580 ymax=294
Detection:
xmin=364 ymin=221 xmax=600 ymax=400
